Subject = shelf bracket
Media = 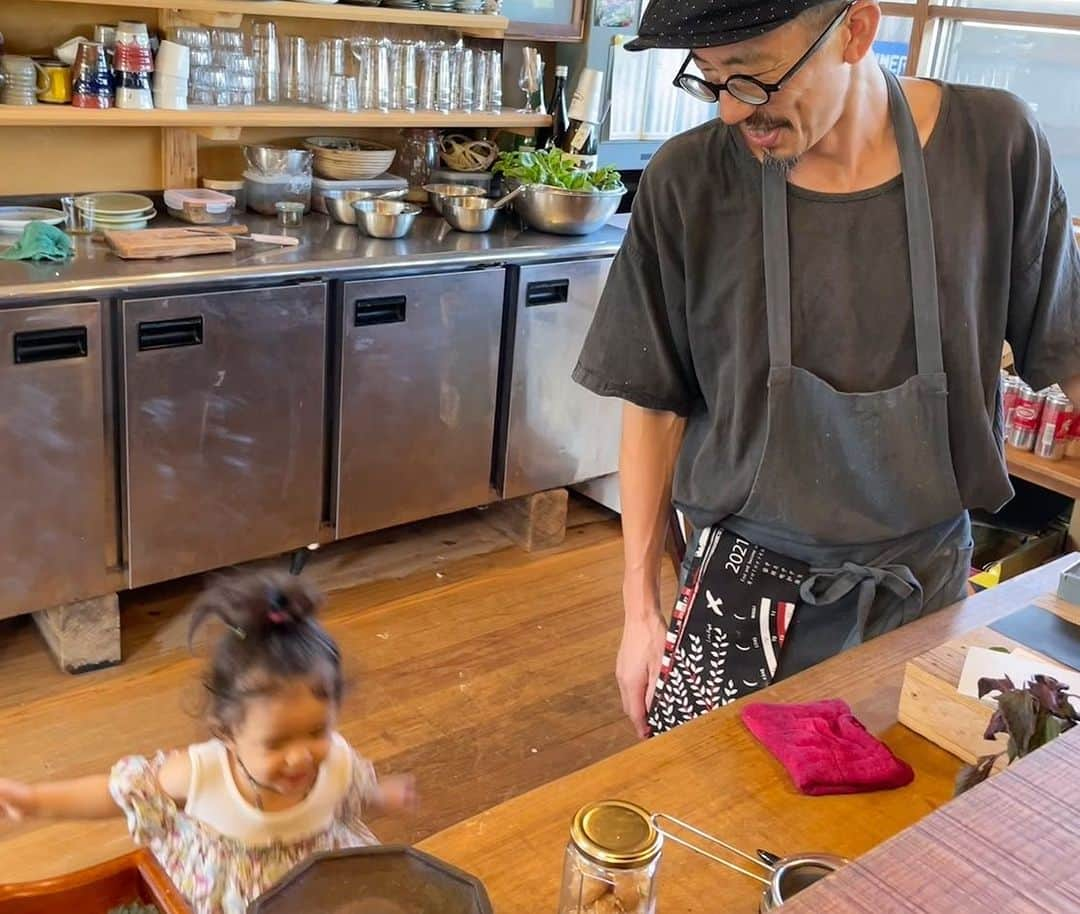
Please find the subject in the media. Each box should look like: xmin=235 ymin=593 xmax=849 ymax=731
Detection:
xmin=195 ymin=126 xmax=244 ymax=142
xmin=162 ymin=127 xmax=199 ymax=187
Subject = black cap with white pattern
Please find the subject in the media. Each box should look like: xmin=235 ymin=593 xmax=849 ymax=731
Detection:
xmin=626 ymin=0 xmax=831 ymax=51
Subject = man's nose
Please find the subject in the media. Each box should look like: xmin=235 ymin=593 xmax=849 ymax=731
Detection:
xmin=718 ymin=93 xmax=759 ymax=125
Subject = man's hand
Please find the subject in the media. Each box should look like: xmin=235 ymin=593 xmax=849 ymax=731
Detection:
xmin=0 ymin=779 xmax=38 ymax=822
xmin=616 ymin=607 xmax=669 ymax=740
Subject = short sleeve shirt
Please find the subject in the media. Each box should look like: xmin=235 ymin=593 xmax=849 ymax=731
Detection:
xmin=573 ymin=82 xmax=1080 ymax=530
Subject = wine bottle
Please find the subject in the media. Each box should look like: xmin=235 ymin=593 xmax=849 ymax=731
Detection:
xmin=559 ymin=68 xmax=604 ymax=171
xmin=547 ymin=65 xmax=570 ymax=150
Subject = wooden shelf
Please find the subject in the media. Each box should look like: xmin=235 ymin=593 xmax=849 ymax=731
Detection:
xmin=1006 ymin=445 xmax=1080 ymax=502
xmin=33 ymin=0 xmax=509 ymax=37
xmin=0 ymin=104 xmax=548 ymax=130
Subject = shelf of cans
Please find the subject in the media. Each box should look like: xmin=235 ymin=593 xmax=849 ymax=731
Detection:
xmin=1002 ymin=372 xmax=1079 ymax=462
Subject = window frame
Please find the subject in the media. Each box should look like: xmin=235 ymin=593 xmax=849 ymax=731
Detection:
xmin=879 ymin=0 xmax=1080 ymax=75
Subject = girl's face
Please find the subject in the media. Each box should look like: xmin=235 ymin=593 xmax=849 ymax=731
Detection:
xmin=227 ymin=678 xmax=337 ymax=801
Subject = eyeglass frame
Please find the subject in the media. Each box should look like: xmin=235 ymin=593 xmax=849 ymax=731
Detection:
xmin=672 ymin=1 xmax=856 ymax=106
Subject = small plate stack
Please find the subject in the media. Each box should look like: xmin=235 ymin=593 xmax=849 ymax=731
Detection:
xmin=383 ymin=0 xmax=424 ymax=9
xmin=303 ymin=136 xmax=396 ymax=181
xmin=77 ymin=192 xmax=157 ymax=231
xmin=455 ymin=0 xmax=485 ymax=11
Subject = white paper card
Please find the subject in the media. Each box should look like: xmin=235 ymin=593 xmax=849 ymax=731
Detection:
xmin=957 ymin=646 xmax=1080 ymax=713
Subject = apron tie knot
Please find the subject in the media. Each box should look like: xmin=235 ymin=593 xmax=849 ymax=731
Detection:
xmin=799 ymin=561 xmax=924 ymax=649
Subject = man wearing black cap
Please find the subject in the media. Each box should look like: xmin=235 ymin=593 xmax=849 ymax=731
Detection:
xmin=573 ymin=0 xmax=1080 ymax=737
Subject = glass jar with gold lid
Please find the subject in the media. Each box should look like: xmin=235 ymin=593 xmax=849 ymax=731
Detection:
xmin=558 ymin=800 xmax=663 ymax=914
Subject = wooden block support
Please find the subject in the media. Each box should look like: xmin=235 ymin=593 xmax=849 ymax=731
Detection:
xmin=161 ymin=128 xmax=199 ymax=188
xmin=482 ymin=488 xmax=569 ymax=552
xmin=32 ymin=594 xmax=121 ymax=674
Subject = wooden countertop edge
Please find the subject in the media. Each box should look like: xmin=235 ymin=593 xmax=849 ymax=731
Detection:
xmin=418 ymin=554 xmax=1078 ymax=903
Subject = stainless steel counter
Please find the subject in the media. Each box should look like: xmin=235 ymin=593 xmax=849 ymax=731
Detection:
xmin=0 ymin=213 xmax=625 ymax=303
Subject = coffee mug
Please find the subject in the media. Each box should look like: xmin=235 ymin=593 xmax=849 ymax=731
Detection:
xmin=1 ymin=55 xmax=48 ymax=105
xmin=37 ymin=60 xmax=72 ymax=103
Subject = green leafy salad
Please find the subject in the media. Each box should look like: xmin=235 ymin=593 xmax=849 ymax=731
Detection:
xmin=494 ymin=148 xmax=624 ymax=192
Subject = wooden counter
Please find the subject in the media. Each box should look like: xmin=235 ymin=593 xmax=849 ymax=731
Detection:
xmin=1006 ymin=445 xmax=1080 ymax=547
xmin=418 ymin=554 xmax=1079 ymax=913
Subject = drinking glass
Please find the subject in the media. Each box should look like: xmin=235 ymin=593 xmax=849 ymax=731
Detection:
xmin=325 ymin=73 xmax=347 ymax=111
xmin=390 ymin=41 xmax=417 ymax=112
xmin=281 ymin=35 xmax=309 ymax=104
xmin=518 ymin=48 xmax=543 ymax=113
xmin=474 ymin=49 xmax=490 ymax=112
xmin=487 ymin=49 xmax=502 ymax=111
xmin=249 ymin=20 xmax=279 ymax=104
xmin=211 ymin=27 xmax=244 ymax=51
xmin=456 ymin=48 xmax=474 ymax=112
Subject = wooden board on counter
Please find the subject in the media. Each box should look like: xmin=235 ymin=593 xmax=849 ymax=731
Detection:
xmin=103 ymin=227 xmax=237 ymax=260
xmin=780 ymin=726 xmax=1080 ymax=913
xmin=897 ymin=594 xmax=1080 ymax=764
xmin=418 ymin=556 xmax=1080 ymax=914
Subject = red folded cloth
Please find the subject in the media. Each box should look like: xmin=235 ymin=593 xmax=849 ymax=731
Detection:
xmin=740 ymin=699 xmax=914 ymax=796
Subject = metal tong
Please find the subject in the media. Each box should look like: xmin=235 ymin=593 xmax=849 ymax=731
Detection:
xmin=651 ymin=814 xmax=774 ymax=885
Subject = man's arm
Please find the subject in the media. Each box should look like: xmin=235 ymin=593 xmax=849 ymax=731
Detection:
xmin=1062 ymin=376 xmax=1080 ymax=409
xmin=617 ymin=402 xmax=687 ymax=739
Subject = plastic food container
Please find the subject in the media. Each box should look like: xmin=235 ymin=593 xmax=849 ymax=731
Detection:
xmin=164 ymin=187 xmax=235 ymax=224
xmin=201 ymin=177 xmax=247 ymax=213
xmin=243 ymin=169 xmax=312 ymax=216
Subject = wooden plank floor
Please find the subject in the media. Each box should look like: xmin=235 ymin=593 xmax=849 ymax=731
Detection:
xmin=0 ymin=504 xmax=668 ymax=884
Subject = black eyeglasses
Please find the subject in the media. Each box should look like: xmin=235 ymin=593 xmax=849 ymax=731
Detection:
xmin=673 ymin=1 xmax=855 ymax=106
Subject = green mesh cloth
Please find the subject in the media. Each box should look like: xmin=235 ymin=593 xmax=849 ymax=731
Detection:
xmin=0 ymin=221 xmax=74 ymax=261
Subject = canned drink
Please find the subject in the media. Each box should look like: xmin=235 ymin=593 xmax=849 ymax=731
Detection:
xmin=1036 ymin=393 xmax=1075 ymax=460
xmin=1067 ymin=410 xmax=1080 ymax=459
xmin=1007 ymin=383 xmax=1046 ymax=451
xmin=1002 ymin=373 xmax=1022 ymax=439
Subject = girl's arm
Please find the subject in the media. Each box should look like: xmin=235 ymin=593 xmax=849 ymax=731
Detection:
xmin=0 ymin=751 xmax=190 ymax=822
xmin=0 ymin=776 xmax=116 ymax=820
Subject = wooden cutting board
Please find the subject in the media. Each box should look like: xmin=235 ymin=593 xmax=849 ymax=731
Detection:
xmin=897 ymin=594 xmax=1080 ymax=764
xmin=104 ymin=227 xmax=243 ymax=259
xmin=779 ymin=726 xmax=1080 ymax=913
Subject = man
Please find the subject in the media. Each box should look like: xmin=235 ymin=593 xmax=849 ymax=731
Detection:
xmin=573 ymin=0 xmax=1080 ymax=738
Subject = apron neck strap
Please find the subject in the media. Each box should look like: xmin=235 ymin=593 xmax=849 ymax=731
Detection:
xmin=761 ymin=68 xmax=943 ymax=375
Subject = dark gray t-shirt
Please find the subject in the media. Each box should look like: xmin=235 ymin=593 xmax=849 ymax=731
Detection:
xmin=574 ymin=82 xmax=1080 ymax=531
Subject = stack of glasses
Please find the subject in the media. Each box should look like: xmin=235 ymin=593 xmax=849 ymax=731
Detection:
xmin=113 ymin=19 xmax=153 ymax=110
xmin=167 ymin=24 xmax=502 ymax=113
xmin=170 ymin=25 xmax=255 ymax=106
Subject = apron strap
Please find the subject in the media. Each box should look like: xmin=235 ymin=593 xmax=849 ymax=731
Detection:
xmin=884 ymin=69 xmax=943 ymax=376
xmin=799 ymin=560 xmax=924 ymax=647
xmin=762 ymin=162 xmax=793 ymax=368
xmin=760 ymin=68 xmax=943 ymax=376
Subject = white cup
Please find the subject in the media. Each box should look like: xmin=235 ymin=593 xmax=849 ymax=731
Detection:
xmin=154 ymin=89 xmax=188 ymax=110
xmin=116 ymin=85 xmax=154 ymax=109
xmin=153 ymin=72 xmax=188 ymax=94
xmin=155 ymin=40 xmax=191 ymax=79
xmin=116 ymin=20 xmax=150 ymax=49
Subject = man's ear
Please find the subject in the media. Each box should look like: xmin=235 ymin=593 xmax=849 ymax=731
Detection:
xmin=843 ymin=1 xmax=883 ymax=65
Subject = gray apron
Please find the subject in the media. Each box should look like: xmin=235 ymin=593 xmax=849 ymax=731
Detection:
xmin=717 ymin=70 xmax=973 ymax=677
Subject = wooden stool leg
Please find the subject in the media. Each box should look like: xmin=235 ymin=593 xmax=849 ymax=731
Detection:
xmin=32 ymin=593 xmax=121 ymax=674
xmin=483 ymin=489 xmax=569 ymax=552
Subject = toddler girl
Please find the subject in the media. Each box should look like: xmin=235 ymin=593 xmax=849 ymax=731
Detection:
xmin=0 ymin=572 xmax=415 ymax=914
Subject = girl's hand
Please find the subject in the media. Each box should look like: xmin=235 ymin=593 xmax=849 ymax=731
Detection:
xmin=373 ymin=774 xmax=418 ymax=816
xmin=0 ymin=779 xmax=38 ymax=821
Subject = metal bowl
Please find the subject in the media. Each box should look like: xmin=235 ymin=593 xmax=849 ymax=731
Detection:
xmin=324 ymin=189 xmax=406 ymax=225
xmin=442 ymin=196 xmax=500 ymax=233
xmin=244 ymin=145 xmax=313 ymax=177
xmin=422 ymin=183 xmax=485 ymax=216
xmin=514 ymin=183 xmax=626 ymax=236
xmin=352 ymin=199 xmax=421 ymax=239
